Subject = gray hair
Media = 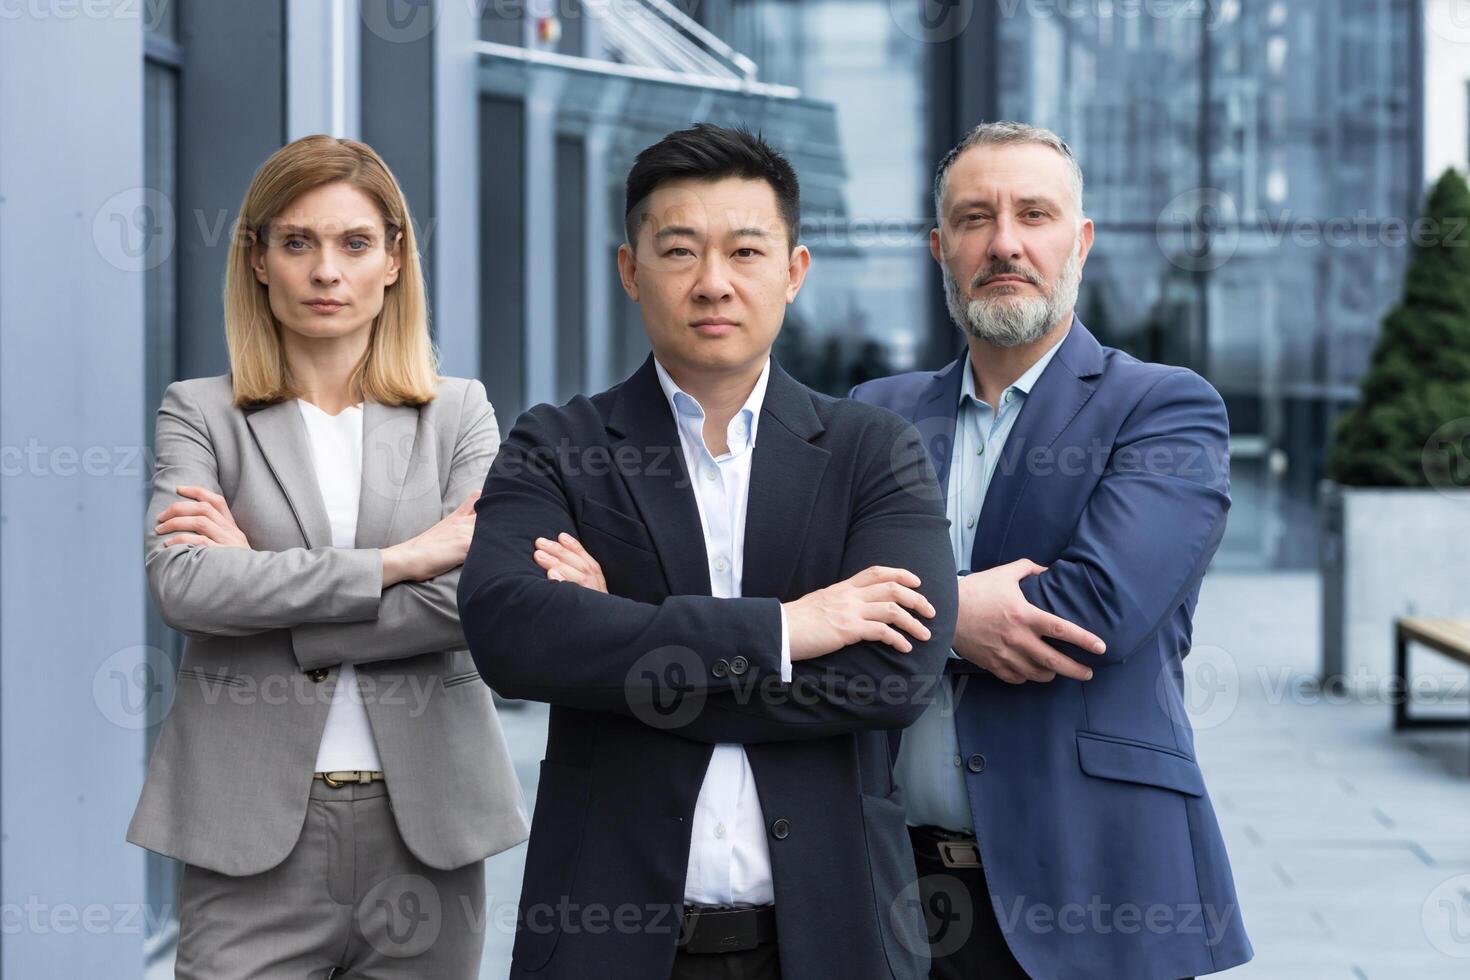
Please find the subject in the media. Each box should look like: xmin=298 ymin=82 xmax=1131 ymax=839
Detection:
xmin=933 ymin=121 xmax=1085 ymax=223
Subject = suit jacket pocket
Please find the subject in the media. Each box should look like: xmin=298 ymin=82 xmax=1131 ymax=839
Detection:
xmin=513 ymin=760 xmax=593 ymax=971
xmin=1075 ymin=731 xmax=1205 ymax=797
xmin=577 ymin=496 xmax=656 ymax=553
xmin=860 ymin=788 xmax=930 ymax=980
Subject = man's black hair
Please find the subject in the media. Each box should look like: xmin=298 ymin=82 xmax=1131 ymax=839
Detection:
xmin=623 ymin=123 xmax=800 ymax=250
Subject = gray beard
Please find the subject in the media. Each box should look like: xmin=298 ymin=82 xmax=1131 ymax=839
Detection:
xmin=944 ymin=247 xmax=1082 ymax=348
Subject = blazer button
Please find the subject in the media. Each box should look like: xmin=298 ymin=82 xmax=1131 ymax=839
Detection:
xmin=307 ymin=668 xmax=329 ymax=683
xmin=771 ymin=818 xmax=790 ymax=840
xmin=967 ymin=753 xmax=987 ymax=773
xmin=711 ymin=659 xmax=730 ymax=678
xmin=730 ymin=655 xmax=749 ymax=676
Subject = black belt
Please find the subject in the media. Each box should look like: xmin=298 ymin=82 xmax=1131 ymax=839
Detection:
xmin=909 ymin=824 xmax=981 ymax=868
xmin=678 ymin=904 xmax=777 ymax=954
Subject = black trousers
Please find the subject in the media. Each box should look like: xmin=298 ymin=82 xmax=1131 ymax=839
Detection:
xmin=910 ymin=827 xmax=1195 ymax=980
xmin=669 ymin=942 xmax=781 ymax=980
xmin=910 ymin=827 xmax=1031 ymax=980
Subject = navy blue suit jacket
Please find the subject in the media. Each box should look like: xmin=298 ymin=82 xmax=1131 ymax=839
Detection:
xmin=851 ymin=320 xmax=1253 ymax=980
xmin=459 ymin=355 xmax=959 ymax=979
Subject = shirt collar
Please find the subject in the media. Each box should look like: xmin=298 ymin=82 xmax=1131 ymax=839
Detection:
xmin=958 ymin=333 xmax=1065 ymax=410
xmin=653 ymin=356 xmax=771 ymax=456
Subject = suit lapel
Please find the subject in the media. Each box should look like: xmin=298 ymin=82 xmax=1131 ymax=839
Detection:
xmin=741 ymin=361 xmax=828 ymax=601
xmin=912 ymin=355 xmax=966 ymax=494
xmin=607 ymin=356 xmax=712 ymax=597
xmin=969 ymin=320 xmax=1105 ymax=572
xmin=244 ymin=399 xmax=334 ymax=549
xmin=245 ymin=396 xmax=423 ymax=550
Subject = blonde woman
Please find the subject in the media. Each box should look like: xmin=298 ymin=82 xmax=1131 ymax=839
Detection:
xmin=128 ymin=135 xmax=528 ymax=979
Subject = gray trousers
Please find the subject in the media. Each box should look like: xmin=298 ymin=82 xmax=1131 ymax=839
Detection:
xmin=175 ymin=778 xmax=485 ymax=979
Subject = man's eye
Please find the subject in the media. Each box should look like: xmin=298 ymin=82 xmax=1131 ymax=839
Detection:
xmin=665 ymin=247 xmax=694 ymax=257
xmin=964 ymin=214 xmax=987 ymax=224
xmin=1025 ymin=210 xmax=1047 ymax=220
xmin=734 ymin=248 xmax=759 ymax=258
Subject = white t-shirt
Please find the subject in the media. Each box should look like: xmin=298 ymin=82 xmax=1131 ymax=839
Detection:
xmin=296 ymin=397 xmax=384 ymax=773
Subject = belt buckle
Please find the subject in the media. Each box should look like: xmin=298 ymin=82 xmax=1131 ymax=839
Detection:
xmin=321 ymin=771 xmax=346 ymax=788
xmin=936 ymin=840 xmax=980 ymax=868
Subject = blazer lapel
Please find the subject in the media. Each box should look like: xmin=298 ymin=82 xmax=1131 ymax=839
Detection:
xmin=741 ymin=360 xmax=829 ymax=601
xmin=606 ymin=356 xmax=712 ymax=597
xmin=912 ymin=354 xmax=966 ymax=494
xmin=355 ymin=400 xmax=423 ymax=549
xmin=244 ymin=399 xmax=333 ymax=549
xmin=969 ymin=319 xmax=1105 ymax=572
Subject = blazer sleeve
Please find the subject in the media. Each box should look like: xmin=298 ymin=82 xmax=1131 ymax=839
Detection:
xmin=288 ymin=379 xmax=500 ymax=671
xmin=657 ymin=413 xmax=958 ymax=744
xmin=458 ymin=403 xmax=958 ymax=743
xmin=1016 ymin=369 xmax=1232 ymax=667
xmin=144 ymin=381 xmax=384 ymax=640
xmin=457 ymin=404 xmax=788 ymax=712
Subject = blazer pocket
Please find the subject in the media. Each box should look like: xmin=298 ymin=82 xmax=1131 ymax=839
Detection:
xmin=1075 ymin=731 xmax=1205 ymax=797
xmin=576 ymin=496 xmax=656 ymax=554
xmin=441 ymin=671 xmax=481 ymax=689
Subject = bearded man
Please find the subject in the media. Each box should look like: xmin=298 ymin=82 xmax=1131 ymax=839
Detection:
xmin=850 ymin=121 xmax=1253 ymax=980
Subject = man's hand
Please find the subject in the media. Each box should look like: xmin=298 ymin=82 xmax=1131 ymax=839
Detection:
xmin=534 ymin=533 xmax=608 ymax=593
xmin=954 ymin=559 xmax=1106 ymax=683
xmin=782 ymin=566 xmax=936 ymax=661
xmin=156 ymin=486 xmax=252 ymax=549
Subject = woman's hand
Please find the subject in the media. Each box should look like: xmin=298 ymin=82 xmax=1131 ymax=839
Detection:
xmin=533 ymin=533 xmax=608 ymax=594
xmin=381 ymin=491 xmax=480 ymax=586
xmin=155 ymin=486 xmax=252 ymax=549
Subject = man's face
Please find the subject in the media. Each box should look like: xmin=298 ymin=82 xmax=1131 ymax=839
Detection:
xmin=932 ymin=142 xmax=1093 ymax=347
xmin=618 ymin=176 xmax=810 ymax=379
xmin=251 ymin=180 xmax=401 ymax=343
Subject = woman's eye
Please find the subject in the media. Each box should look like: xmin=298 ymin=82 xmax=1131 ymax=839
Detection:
xmin=346 ymin=239 xmax=370 ymax=251
xmin=285 ymin=238 xmax=308 ymax=251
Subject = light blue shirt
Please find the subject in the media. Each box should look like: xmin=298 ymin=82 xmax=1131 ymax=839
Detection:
xmin=894 ymin=339 xmax=1064 ymax=831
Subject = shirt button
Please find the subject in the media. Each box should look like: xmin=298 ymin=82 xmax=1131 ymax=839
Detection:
xmin=976 ymin=444 xmax=985 ymax=456
xmin=714 ymin=557 xmax=729 ymax=573
xmin=1004 ymin=391 xmax=1015 ymax=403
xmin=966 ymin=516 xmax=975 ymax=529
xmin=714 ymin=823 xmax=727 ymax=839
xmin=704 ymin=469 xmax=717 ymax=482
xmin=953 ymin=755 xmax=963 ymax=767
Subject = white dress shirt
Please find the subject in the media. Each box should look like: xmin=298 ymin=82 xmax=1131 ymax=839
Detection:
xmin=653 ymin=357 xmax=792 ymax=906
xmin=296 ymin=397 xmax=384 ymax=773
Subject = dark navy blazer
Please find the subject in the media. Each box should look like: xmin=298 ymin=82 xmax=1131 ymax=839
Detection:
xmin=852 ymin=320 xmax=1253 ymax=980
xmin=460 ymin=355 xmax=959 ymax=979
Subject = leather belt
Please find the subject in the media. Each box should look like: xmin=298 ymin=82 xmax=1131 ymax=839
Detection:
xmin=313 ymin=770 xmax=385 ymax=787
xmin=909 ymin=824 xmax=981 ymax=868
xmin=678 ymin=904 xmax=777 ymax=954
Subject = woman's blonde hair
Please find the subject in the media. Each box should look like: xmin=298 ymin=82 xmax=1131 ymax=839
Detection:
xmin=224 ymin=135 xmax=440 ymax=407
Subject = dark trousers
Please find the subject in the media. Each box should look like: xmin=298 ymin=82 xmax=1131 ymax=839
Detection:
xmin=669 ymin=942 xmax=781 ymax=980
xmin=910 ymin=826 xmax=1031 ymax=980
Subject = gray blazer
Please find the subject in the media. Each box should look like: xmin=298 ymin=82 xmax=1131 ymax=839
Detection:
xmin=128 ymin=373 xmax=529 ymax=876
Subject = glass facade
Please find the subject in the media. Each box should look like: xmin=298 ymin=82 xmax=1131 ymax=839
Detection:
xmin=988 ymin=0 xmax=1420 ymax=565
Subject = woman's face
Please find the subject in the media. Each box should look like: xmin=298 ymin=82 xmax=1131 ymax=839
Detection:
xmin=251 ymin=181 xmax=402 ymax=344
